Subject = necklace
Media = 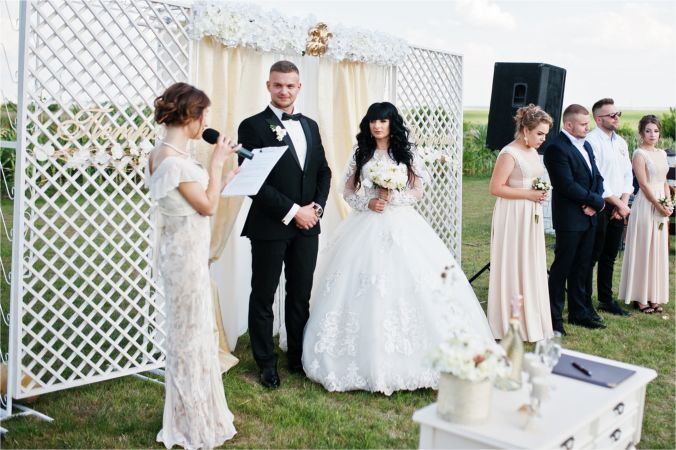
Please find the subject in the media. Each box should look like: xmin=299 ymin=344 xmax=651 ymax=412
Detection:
xmin=162 ymin=141 xmax=191 ymax=156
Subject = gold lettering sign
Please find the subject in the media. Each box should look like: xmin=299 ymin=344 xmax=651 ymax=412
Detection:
xmin=57 ymin=107 xmax=155 ymax=144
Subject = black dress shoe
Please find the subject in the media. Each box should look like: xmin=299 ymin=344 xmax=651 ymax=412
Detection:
xmin=568 ymin=317 xmax=607 ymax=329
xmin=553 ymin=324 xmax=567 ymax=336
xmin=288 ymin=364 xmax=306 ymax=376
xmin=599 ymin=302 xmax=631 ymax=317
xmin=260 ymin=367 xmax=281 ymax=389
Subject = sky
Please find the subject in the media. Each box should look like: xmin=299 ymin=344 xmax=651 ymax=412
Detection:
xmin=1 ymin=0 xmax=675 ymax=109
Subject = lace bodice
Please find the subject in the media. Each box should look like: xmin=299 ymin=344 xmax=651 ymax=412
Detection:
xmin=342 ymin=149 xmax=428 ymax=211
xmin=499 ymin=146 xmax=544 ymax=189
xmin=144 ymin=156 xmax=209 ymax=216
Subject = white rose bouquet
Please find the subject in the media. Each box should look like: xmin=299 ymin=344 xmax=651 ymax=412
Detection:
xmin=362 ymin=159 xmax=409 ymax=191
xmin=531 ymin=177 xmax=551 ymax=192
xmin=429 ymin=332 xmax=511 ymax=382
xmin=531 ymin=177 xmax=552 ymax=223
xmin=656 ymin=196 xmax=675 ymax=230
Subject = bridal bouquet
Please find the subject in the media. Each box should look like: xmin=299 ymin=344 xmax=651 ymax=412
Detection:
xmin=362 ymin=160 xmax=408 ymax=191
xmin=656 ymin=196 xmax=675 ymax=230
xmin=531 ymin=177 xmax=552 ymax=223
xmin=429 ymin=331 xmax=510 ymax=382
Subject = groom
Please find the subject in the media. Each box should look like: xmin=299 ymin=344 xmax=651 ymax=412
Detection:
xmin=237 ymin=60 xmax=331 ymax=389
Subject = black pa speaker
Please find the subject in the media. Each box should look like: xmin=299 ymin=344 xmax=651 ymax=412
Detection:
xmin=485 ymin=62 xmax=566 ymax=151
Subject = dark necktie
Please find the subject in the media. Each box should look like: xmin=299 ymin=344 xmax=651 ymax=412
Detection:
xmin=281 ymin=112 xmax=302 ymax=121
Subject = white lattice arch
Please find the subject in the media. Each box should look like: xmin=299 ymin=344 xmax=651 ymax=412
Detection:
xmin=3 ymin=0 xmax=463 ymax=424
xmin=4 ymin=0 xmax=191 ymax=418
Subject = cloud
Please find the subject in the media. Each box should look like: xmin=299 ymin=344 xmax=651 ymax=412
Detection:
xmin=455 ymin=0 xmax=517 ymax=31
xmin=573 ymin=3 xmax=674 ymax=51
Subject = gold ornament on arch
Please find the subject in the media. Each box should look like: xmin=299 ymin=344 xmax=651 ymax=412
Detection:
xmin=305 ymin=22 xmax=333 ymax=57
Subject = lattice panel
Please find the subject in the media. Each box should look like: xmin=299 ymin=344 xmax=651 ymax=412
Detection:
xmin=397 ymin=47 xmax=463 ymax=259
xmin=10 ymin=0 xmax=191 ymax=399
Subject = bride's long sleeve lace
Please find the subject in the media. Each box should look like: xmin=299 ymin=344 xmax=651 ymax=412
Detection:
xmin=342 ymin=157 xmax=371 ymax=211
xmin=389 ymin=154 xmax=427 ymax=206
xmin=342 ymin=152 xmax=429 ymax=210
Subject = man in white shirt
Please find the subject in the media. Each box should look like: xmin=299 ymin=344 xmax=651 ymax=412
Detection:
xmin=585 ymin=98 xmax=632 ymax=317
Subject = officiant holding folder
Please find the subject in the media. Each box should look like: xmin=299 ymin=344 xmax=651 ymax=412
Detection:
xmin=237 ymin=60 xmax=331 ymax=389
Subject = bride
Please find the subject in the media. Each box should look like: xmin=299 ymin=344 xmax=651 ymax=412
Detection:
xmin=302 ymin=102 xmax=492 ymax=395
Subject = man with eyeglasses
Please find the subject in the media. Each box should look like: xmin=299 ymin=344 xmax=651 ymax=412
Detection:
xmin=584 ymin=98 xmax=633 ymax=318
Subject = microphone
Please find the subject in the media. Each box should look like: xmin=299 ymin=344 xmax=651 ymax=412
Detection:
xmin=202 ymin=128 xmax=254 ymax=160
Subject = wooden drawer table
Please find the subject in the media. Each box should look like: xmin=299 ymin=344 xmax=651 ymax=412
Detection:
xmin=413 ymin=350 xmax=657 ymax=449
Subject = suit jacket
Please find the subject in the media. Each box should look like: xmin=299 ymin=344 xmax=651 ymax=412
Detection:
xmin=237 ymin=106 xmax=331 ymax=240
xmin=543 ymin=131 xmax=605 ymax=232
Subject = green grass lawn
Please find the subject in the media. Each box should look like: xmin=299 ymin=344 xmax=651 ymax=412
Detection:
xmin=1 ymin=177 xmax=674 ymax=448
xmin=464 ymin=109 xmax=669 ymax=131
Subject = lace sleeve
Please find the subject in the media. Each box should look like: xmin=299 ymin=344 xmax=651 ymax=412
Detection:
xmin=341 ymin=154 xmax=371 ymax=211
xmin=389 ymin=153 xmax=428 ymax=206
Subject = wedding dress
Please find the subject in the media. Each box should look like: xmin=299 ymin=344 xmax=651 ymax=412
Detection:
xmin=146 ymin=156 xmax=236 ymax=449
xmin=302 ymin=150 xmax=492 ymax=395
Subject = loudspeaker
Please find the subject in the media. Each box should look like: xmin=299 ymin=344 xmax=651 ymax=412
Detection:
xmin=485 ymin=62 xmax=566 ymax=151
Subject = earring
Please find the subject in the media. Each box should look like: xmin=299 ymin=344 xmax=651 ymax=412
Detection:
xmin=524 ymin=135 xmax=529 ymax=146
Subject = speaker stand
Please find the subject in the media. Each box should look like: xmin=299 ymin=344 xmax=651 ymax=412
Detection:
xmin=469 ymin=262 xmax=490 ymax=285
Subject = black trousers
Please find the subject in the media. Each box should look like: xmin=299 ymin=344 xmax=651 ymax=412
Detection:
xmin=249 ymin=235 xmax=318 ymax=370
xmin=586 ymin=206 xmax=624 ymax=305
xmin=549 ymin=226 xmax=597 ymax=325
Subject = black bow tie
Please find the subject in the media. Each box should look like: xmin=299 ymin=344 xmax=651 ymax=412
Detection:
xmin=281 ymin=112 xmax=302 ymax=121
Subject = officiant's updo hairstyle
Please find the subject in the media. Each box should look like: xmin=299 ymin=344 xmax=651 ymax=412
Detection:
xmin=514 ymin=104 xmax=553 ymax=139
xmin=154 ymin=82 xmax=211 ymax=126
xmin=353 ymin=102 xmax=416 ymax=188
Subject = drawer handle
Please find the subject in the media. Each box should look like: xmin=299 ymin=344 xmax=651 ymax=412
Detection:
xmin=614 ymin=402 xmax=625 ymax=415
xmin=611 ymin=428 xmax=622 ymax=442
xmin=560 ymin=437 xmax=575 ymax=449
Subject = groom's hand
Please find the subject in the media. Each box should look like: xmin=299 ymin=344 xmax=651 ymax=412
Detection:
xmin=294 ymin=203 xmax=319 ymax=230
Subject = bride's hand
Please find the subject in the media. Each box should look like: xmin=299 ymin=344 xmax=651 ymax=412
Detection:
xmin=378 ymin=188 xmax=391 ymax=201
xmin=368 ymin=198 xmax=388 ymax=213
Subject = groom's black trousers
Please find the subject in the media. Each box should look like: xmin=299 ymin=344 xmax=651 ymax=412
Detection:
xmin=249 ymin=234 xmax=318 ymax=370
xmin=549 ymin=226 xmax=597 ymax=325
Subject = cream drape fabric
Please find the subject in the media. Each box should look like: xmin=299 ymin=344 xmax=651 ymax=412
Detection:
xmin=194 ymin=39 xmax=394 ymax=350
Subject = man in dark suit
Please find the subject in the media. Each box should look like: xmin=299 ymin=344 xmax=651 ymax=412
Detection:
xmin=544 ymin=104 xmax=606 ymax=336
xmin=237 ymin=61 xmax=331 ymax=388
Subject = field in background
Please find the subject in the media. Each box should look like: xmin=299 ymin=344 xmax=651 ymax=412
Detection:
xmin=463 ymin=109 xmax=668 ymax=130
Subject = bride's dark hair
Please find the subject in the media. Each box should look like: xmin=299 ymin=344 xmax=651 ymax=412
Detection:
xmin=352 ymin=102 xmax=416 ymax=188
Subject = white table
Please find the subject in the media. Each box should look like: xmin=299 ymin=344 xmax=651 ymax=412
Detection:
xmin=413 ymin=350 xmax=657 ymax=449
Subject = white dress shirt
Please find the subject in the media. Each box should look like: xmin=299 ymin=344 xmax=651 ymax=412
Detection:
xmin=585 ymin=127 xmax=633 ymax=199
xmin=562 ymin=129 xmax=592 ymax=171
xmin=268 ymin=103 xmax=308 ymax=225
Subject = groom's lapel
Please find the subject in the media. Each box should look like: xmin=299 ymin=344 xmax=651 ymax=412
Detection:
xmin=299 ymin=116 xmax=313 ymax=169
xmin=264 ymin=113 xmax=301 ymax=168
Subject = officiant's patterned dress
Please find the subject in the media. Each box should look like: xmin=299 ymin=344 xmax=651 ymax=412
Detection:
xmin=302 ymin=150 xmax=492 ymax=395
xmin=146 ymin=156 xmax=236 ymax=449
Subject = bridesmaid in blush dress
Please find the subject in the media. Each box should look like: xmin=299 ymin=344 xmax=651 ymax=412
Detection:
xmin=619 ymin=115 xmax=672 ymax=312
xmin=487 ymin=104 xmax=554 ymax=342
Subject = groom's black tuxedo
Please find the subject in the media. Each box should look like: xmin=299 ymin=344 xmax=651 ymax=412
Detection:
xmin=238 ymin=107 xmax=331 ymax=239
xmin=544 ymin=131 xmax=605 ymax=329
xmin=238 ymin=106 xmax=331 ymax=373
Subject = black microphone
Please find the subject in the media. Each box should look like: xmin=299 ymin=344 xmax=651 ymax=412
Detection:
xmin=202 ymin=128 xmax=254 ymax=160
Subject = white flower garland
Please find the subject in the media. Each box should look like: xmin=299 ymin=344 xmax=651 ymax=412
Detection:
xmin=31 ymin=140 xmax=154 ymax=171
xmin=191 ymin=1 xmax=411 ymax=66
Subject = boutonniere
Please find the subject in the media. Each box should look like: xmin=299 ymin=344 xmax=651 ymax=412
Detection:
xmin=270 ymin=124 xmax=287 ymax=141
